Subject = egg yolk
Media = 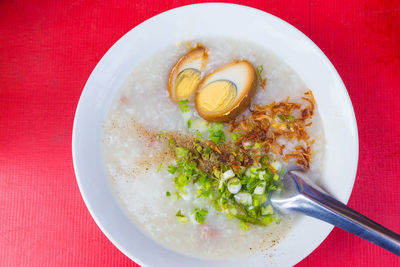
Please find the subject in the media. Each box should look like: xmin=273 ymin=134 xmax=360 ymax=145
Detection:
xmin=197 ymin=80 xmax=237 ymax=112
xmin=175 ymin=68 xmax=201 ymax=100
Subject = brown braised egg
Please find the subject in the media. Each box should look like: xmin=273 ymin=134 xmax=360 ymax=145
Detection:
xmin=195 ymin=60 xmax=257 ymax=122
xmin=168 ymin=47 xmax=208 ymax=101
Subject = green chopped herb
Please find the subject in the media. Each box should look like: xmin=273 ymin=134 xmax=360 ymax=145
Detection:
xmin=273 ymin=173 xmax=279 ymax=181
xmin=174 ymin=172 xmax=191 ymax=192
xmin=211 ymin=123 xmax=224 ymax=131
xmin=260 ymin=155 xmax=269 ymax=167
xmin=157 ymin=163 xmax=163 ymax=173
xmin=176 ymin=210 xmax=189 ymax=223
xmin=178 ymin=99 xmax=190 ymax=113
xmin=208 ymin=123 xmax=226 ymax=144
xmin=168 ymin=138 xmax=176 ymax=148
xmin=264 ymin=169 xmax=274 ymax=180
xmin=239 ymin=221 xmax=250 ymax=231
xmin=262 ymin=215 xmax=275 ymax=225
xmin=168 ymin=165 xmax=177 ymax=174
xmin=231 ymin=133 xmax=240 ymax=142
xmin=253 ymin=197 xmax=260 ymax=207
xmin=249 ymin=167 xmax=258 ymax=178
xmin=195 ymin=131 xmax=202 ymax=141
xmin=187 ymin=118 xmax=192 ymax=128
xmin=254 ymin=142 xmax=263 ymax=149
xmin=193 ymin=209 xmax=208 ymax=224
xmin=175 ymin=147 xmax=189 ymax=158
xmin=156 ymin=131 xmax=167 ymax=136
xmin=248 ymin=206 xmax=257 ymax=217
xmin=213 ymin=169 xmax=221 ymax=179
xmin=195 ymin=144 xmax=202 ymax=153
xmin=166 ymin=191 xmax=171 ymax=197
xmin=261 ymin=205 xmax=274 ymax=215
xmin=256 ymin=65 xmax=264 ymax=83
xmin=176 ymin=192 xmax=182 ymax=199
xmin=278 ymin=114 xmax=285 ymax=122
xmin=267 ymin=183 xmax=277 ymax=191
xmin=286 ymin=124 xmax=291 ymax=129
xmin=229 ymin=207 xmax=238 ymax=216
xmin=236 ymin=213 xmax=272 ymax=226
xmin=229 ymin=179 xmax=240 ymax=186
xmin=287 ymin=115 xmax=295 ymax=122
xmin=254 ymin=194 xmax=267 ymax=205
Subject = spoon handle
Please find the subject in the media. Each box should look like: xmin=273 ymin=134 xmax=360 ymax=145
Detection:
xmin=293 ymin=174 xmax=400 ymax=256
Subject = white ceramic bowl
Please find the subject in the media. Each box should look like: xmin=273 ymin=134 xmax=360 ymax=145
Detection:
xmin=72 ymin=3 xmax=358 ymax=266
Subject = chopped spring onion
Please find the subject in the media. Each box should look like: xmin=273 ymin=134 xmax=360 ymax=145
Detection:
xmin=222 ymin=169 xmax=235 ymax=180
xmin=176 ymin=210 xmax=189 ymax=223
xmin=195 ymin=131 xmax=202 ymax=141
xmin=253 ymin=181 xmax=266 ymax=195
xmin=261 ymin=205 xmax=274 ymax=215
xmin=248 ymin=167 xmax=258 ymax=178
xmin=175 ymin=147 xmax=189 ymax=158
xmin=245 ymin=167 xmax=251 ymax=177
xmin=157 ymin=163 xmax=162 ymax=173
xmin=167 ymin=131 xmax=283 ymax=230
xmin=258 ymin=170 xmax=266 ymax=180
xmin=260 ymin=155 xmax=269 ymax=167
xmin=270 ymin=160 xmax=282 ymax=172
xmin=234 ymin=192 xmax=252 ymax=206
xmin=227 ymin=178 xmax=242 ymax=194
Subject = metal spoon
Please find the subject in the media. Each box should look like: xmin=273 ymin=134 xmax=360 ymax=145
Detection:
xmin=270 ymin=170 xmax=400 ymax=256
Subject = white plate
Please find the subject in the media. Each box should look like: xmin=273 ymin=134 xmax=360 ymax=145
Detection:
xmin=72 ymin=3 xmax=358 ymax=266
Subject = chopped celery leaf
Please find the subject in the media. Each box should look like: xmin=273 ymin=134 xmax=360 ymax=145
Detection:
xmin=178 ymin=99 xmax=190 ymax=113
xmin=193 ymin=209 xmax=208 ymax=224
xmin=208 ymin=123 xmax=226 ymax=144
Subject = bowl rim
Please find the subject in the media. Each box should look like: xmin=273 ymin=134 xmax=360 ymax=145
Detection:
xmin=72 ymin=3 xmax=359 ymax=266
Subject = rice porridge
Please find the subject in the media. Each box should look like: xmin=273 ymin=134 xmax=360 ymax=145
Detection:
xmin=102 ymin=37 xmax=325 ymax=259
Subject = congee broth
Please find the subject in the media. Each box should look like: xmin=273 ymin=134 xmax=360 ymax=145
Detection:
xmin=102 ymin=37 xmax=325 ymax=259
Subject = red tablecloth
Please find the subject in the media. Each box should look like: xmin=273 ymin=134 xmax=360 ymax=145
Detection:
xmin=1 ymin=0 xmax=399 ymax=266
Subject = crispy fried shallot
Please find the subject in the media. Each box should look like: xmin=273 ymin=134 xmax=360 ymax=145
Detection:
xmin=229 ymin=90 xmax=316 ymax=169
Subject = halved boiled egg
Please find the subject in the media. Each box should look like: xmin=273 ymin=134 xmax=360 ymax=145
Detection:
xmin=195 ymin=60 xmax=257 ymax=122
xmin=168 ymin=47 xmax=208 ymax=101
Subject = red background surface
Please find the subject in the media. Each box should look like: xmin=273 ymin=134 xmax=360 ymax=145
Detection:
xmin=1 ymin=0 xmax=399 ymax=266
